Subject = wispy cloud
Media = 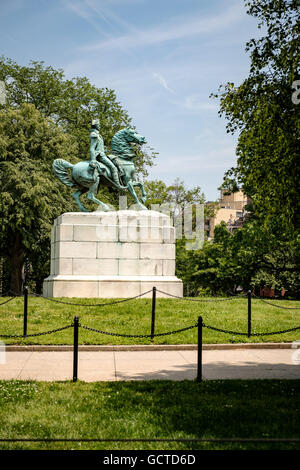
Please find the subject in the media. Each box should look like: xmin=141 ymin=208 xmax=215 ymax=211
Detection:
xmin=64 ymin=0 xmax=141 ymax=35
xmin=78 ymin=2 xmax=244 ymax=52
xmin=64 ymin=1 xmax=90 ymax=20
xmin=183 ymin=96 xmax=218 ymax=111
xmin=152 ymin=72 xmax=175 ymax=94
xmin=63 ymin=0 xmax=144 ymax=59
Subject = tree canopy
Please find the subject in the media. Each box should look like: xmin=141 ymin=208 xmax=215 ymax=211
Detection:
xmin=0 ymin=103 xmax=78 ymax=291
xmin=213 ymin=0 xmax=300 ymax=233
xmin=144 ymin=178 xmax=205 ymax=209
xmin=178 ymin=0 xmax=300 ymax=297
xmin=0 ymin=57 xmax=155 ymax=177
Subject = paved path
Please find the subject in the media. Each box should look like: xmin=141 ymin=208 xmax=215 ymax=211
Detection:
xmin=0 ymin=348 xmax=299 ymax=381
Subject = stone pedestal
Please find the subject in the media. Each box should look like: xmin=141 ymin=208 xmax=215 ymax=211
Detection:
xmin=43 ymin=210 xmax=183 ymax=298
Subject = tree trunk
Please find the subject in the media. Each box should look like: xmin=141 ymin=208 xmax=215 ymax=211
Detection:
xmin=10 ymin=234 xmax=24 ymax=295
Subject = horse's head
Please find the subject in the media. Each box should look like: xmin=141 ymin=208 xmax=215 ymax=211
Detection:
xmin=110 ymin=127 xmax=147 ymax=159
xmin=123 ymin=128 xmax=147 ymax=146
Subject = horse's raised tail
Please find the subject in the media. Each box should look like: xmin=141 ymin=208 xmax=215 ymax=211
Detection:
xmin=52 ymin=159 xmax=76 ymax=187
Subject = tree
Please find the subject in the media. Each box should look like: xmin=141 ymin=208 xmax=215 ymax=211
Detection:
xmin=213 ymin=0 xmax=300 ymax=233
xmin=0 ymin=103 xmax=79 ymax=293
xmin=144 ymin=178 xmax=209 ymax=293
xmin=177 ymin=218 xmax=300 ymax=297
xmin=144 ymin=178 xmax=205 ymax=210
xmin=178 ymin=222 xmax=242 ymax=296
xmin=0 ymin=58 xmax=156 ymax=178
xmin=173 ymin=0 xmax=300 ymax=297
xmin=144 ymin=178 xmax=206 ymax=239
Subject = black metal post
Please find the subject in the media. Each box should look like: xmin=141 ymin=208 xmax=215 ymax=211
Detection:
xmin=73 ymin=316 xmax=79 ymax=382
xmin=23 ymin=286 xmax=28 ymax=337
xmin=151 ymin=286 xmax=156 ymax=341
xmin=197 ymin=316 xmax=203 ymax=382
xmin=248 ymin=290 xmax=252 ymax=338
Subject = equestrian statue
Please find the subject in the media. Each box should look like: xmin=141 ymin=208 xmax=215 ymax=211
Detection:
xmin=52 ymin=119 xmax=147 ymax=212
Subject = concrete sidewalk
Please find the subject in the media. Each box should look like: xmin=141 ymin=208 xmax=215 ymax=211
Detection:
xmin=0 ymin=347 xmax=299 ymax=381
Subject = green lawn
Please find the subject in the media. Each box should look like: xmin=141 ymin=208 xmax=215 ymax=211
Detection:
xmin=0 ymin=379 xmax=299 ymax=450
xmin=0 ymin=295 xmax=299 ymax=345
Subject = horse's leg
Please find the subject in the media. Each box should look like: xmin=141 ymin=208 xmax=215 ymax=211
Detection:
xmin=133 ymin=181 xmax=147 ymax=204
xmin=72 ymin=188 xmax=88 ymax=212
xmin=126 ymin=180 xmax=147 ymax=210
xmin=86 ymin=178 xmax=110 ymax=212
xmin=121 ymin=168 xmax=147 ymax=210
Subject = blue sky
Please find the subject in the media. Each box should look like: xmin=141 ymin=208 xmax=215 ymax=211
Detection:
xmin=0 ymin=0 xmax=261 ymax=200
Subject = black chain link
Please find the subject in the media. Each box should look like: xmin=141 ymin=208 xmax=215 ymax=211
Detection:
xmin=31 ymin=289 xmax=153 ymax=307
xmin=203 ymin=323 xmax=249 ymax=336
xmin=156 ymin=289 xmax=247 ymax=302
xmin=0 ymin=437 xmax=299 ymax=443
xmin=0 ymin=320 xmax=299 ymax=340
xmin=250 ymin=326 xmax=300 ymax=336
xmin=253 ymin=295 xmax=300 ymax=310
xmin=203 ymin=322 xmax=300 ymax=337
xmin=0 ymin=296 xmax=16 ymax=306
xmin=0 ymin=324 xmax=73 ymax=339
xmin=80 ymin=323 xmax=198 ymax=338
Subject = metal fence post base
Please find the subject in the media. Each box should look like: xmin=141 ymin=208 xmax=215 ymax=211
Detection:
xmin=73 ymin=316 xmax=79 ymax=382
xmin=197 ymin=316 xmax=203 ymax=382
xmin=151 ymin=286 xmax=156 ymax=341
xmin=248 ymin=290 xmax=252 ymax=338
xmin=23 ymin=286 xmax=28 ymax=337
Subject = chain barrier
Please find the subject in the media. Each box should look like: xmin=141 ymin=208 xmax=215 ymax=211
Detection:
xmin=0 ymin=437 xmax=299 ymax=443
xmin=0 ymin=296 xmax=16 ymax=306
xmin=203 ymin=322 xmax=300 ymax=337
xmin=156 ymin=289 xmax=247 ymax=302
xmin=250 ymin=326 xmax=300 ymax=336
xmin=31 ymin=289 xmax=153 ymax=307
xmin=202 ymin=323 xmax=249 ymax=336
xmin=252 ymin=294 xmax=300 ymax=310
xmin=0 ymin=324 xmax=73 ymax=339
xmin=0 ymin=320 xmax=299 ymax=340
xmin=1 ymin=321 xmax=298 ymax=340
xmin=80 ymin=322 xmax=198 ymax=338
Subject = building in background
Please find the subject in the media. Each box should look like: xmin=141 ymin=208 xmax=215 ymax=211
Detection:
xmin=205 ymin=190 xmax=250 ymax=238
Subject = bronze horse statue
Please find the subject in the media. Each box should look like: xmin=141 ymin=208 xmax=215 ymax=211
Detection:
xmin=52 ymin=127 xmax=147 ymax=212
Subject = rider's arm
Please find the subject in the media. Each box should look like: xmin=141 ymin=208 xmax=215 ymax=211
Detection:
xmin=89 ymin=136 xmax=98 ymax=162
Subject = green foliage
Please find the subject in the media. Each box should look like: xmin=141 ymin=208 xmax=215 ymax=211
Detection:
xmin=144 ymin=178 xmax=205 ymax=209
xmin=0 ymin=103 xmax=79 ymax=291
xmin=213 ymin=0 xmax=300 ymax=232
xmin=177 ymin=219 xmax=300 ymax=297
xmin=250 ymin=235 xmax=300 ymax=293
xmin=186 ymin=0 xmax=300 ymax=297
xmin=0 ymin=57 xmax=156 ymax=177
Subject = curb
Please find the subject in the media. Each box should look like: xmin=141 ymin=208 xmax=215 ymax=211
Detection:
xmin=4 ymin=342 xmax=294 ymax=352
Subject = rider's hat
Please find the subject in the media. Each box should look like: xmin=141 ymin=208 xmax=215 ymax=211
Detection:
xmin=91 ymin=118 xmax=100 ymax=127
